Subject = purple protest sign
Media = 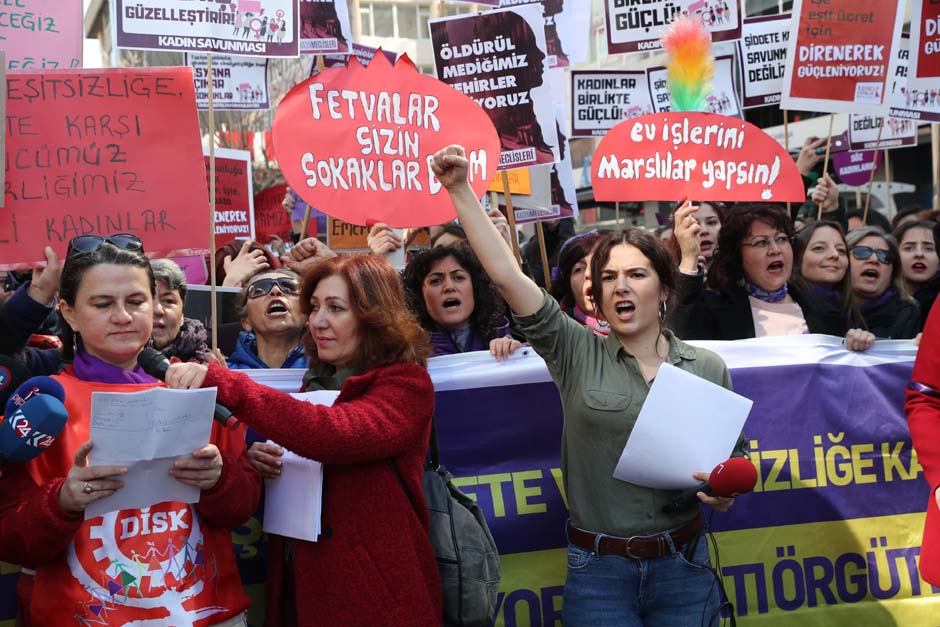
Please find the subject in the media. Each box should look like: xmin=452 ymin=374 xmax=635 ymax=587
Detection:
xmin=833 ymin=150 xmax=883 ymax=187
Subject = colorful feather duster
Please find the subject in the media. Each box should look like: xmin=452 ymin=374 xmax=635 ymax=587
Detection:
xmin=661 ymin=14 xmax=714 ymax=113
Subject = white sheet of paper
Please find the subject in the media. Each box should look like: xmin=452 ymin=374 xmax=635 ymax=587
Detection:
xmin=613 ymin=363 xmax=752 ymax=490
xmin=262 ymin=390 xmax=338 ymax=542
xmin=86 ymin=387 xmax=217 ymax=518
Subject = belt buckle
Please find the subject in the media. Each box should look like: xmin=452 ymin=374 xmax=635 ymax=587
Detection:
xmin=623 ymin=535 xmax=641 ymax=560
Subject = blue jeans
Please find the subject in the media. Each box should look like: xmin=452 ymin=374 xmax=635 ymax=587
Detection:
xmin=563 ymin=532 xmax=720 ymax=627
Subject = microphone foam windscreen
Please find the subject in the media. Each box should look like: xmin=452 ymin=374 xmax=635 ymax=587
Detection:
xmin=5 ymin=376 xmax=66 ymax=419
xmin=710 ymin=457 xmax=758 ymax=497
xmin=0 ymin=395 xmax=68 ymax=463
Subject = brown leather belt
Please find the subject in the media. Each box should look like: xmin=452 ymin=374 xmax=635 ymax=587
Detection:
xmin=567 ymin=516 xmax=704 ymax=559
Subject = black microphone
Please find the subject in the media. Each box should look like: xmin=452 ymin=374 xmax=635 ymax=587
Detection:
xmin=662 ymin=457 xmax=758 ymax=514
xmin=137 ymin=348 xmax=239 ymax=430
xmin=0 ymin=356 xmax=32 ymax=411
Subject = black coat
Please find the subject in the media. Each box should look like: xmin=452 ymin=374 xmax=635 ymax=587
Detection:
xmin=914 ymin=275 xmax=940 ymax=331
xmin=859 ymin=293 xmax=921 ymax=339
xmin=670 ymin=272 xmax=848 ymax=341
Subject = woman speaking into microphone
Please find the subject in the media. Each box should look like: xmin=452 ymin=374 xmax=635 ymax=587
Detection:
xmin=428 ymin=145 xmax=737 ymax=626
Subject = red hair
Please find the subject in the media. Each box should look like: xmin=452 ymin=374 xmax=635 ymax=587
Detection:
xmin=301 ymin=254 xmax=431 ymax=369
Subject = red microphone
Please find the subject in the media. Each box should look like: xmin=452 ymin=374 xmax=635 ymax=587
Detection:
xmin=662 ymin=457 xmax=757 ymax=514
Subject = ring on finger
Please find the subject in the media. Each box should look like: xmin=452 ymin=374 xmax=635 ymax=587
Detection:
xmin=83 ymin=481 xmax=93 ymax=494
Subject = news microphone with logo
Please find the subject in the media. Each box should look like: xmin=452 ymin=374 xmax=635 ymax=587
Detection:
xmin=662 ymin=457 xmax=758 ymax=514
xmin=0 ymin=394 xmax=68 ymax=464
xmin=0 ymin=356 xmax=31 ymax=411
xmin=5 ymin=376 xmax=66 ymax=418
xmin=136 ymin=348 xmax=240 ymax=430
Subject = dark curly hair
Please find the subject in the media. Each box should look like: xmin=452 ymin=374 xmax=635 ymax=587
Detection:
xmin=402 ymin=245 xmax=506 ymax=338
xmin=709 ymin=203 xmax=796 ymax=289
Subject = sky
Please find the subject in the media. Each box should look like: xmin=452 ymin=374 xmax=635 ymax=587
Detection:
xmin=82 ymin=0 xmax=103 ymax=68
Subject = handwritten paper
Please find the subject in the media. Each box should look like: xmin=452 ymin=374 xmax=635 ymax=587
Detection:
xmin=613 ymin=363 xmax=752 ymax=490
xmin=262 ymin=390 xmax=338 ymax=541
xmin=86 ymin=387 xmax=216 ymax=518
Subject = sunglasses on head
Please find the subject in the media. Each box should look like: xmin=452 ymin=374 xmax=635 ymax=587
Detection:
xmin=247 ymin=276 xmax=301 ymax=299
xmin=850 ymin=245 xmax=893 ymax=264
xmin=66 ymin=234 xmax=144 ymax=259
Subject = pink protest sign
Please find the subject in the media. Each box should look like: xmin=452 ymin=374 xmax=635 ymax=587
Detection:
xmin=2 ymin=1 xmax=82 ymax=70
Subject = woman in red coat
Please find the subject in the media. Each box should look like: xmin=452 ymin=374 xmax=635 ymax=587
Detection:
xmin=166 ymin=254 xmax=442 ymax=626
xmin=905 ymin=298 xmax=940 ymax=585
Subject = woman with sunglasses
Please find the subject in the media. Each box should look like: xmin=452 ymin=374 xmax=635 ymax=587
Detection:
xmin=0 ymin=234 xmax=260 ymax=626
xmin=163 ymin=255 xmax=441 ymax=627
xmin=227 ymin=269 xmax=309 ymax=370
xmin=673 ymin=203 xmax=875 ymax=350
xmin=845 ymin=227 xmax=920 ymax=339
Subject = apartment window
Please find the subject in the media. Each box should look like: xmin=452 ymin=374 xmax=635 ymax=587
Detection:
xmin=360 ymin=3 xmax=434 ymax=39
xmin=373 ymin=4 xmax=394 ymax=37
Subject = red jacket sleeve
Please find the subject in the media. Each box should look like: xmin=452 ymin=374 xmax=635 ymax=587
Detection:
xmin=906 ymin=299 xmax=940 ymax=491
xmin=0 ymin=464 xmax=83 ymax=565
xmin=196 ymin=422 xmax=262 ymax=529
xmin=203 ymin=363 xmax=434 ymax=465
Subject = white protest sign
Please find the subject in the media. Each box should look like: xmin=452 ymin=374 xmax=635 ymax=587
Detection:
xmin=889 ymin=36 xmax=940 ymax=124
xmin=186 ymin=53 xmax=270 ymax=110
xmin=499 ymin=0 xmax=591 ymax=68
xmin=605 ymin=0 xmax=742 ymax=54
xmin=848 ymin=116 xmax=918 ymax=151
xmin=570 ymin=71 xmax=653 ymax=138
xmin=739 ymin=14 xmax=791 ymax=108
xmin=648 ymin=55 xmax=742 ymax=118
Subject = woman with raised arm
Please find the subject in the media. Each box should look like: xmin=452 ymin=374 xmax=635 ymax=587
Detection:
xmin=430 ymin=145 xmax=733 ymax=626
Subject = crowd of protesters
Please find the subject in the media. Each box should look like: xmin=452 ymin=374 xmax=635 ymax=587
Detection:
xmin=0 ymin=136 xmax=938 ymax=626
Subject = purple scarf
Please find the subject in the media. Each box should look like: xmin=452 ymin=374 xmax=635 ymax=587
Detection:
xmin=859 ymin=288 xmax=897 ymax=313
xmin=72 ymin=350 xmax=159 ymax=384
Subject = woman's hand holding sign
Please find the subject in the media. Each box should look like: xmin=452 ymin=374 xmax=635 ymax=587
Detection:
xmin=673 ymin=200 xmax=704 ymax=274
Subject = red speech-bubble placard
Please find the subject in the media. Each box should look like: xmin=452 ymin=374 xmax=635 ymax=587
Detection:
xmin=1 ymin=67 xmax=211 ymax=270
xmin=273 ymin=53 xmax=500 ymax=228
xmin=592 ymin=112 xmax=805 ymax=203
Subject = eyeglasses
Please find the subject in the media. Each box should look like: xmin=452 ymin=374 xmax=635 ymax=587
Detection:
xmin=743 ymin=234 xmax=791 ymax=250
xmin=850 ymin=246 xmax=894 ymax=265
xmin=247 ymin=276 xmax=301 ymax=299
xmin=66 ymin=233 xmax=144 ymax=258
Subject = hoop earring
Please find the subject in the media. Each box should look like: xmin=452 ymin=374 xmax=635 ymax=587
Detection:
xmin=659 ymin=301 xmax=667 ymax=323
